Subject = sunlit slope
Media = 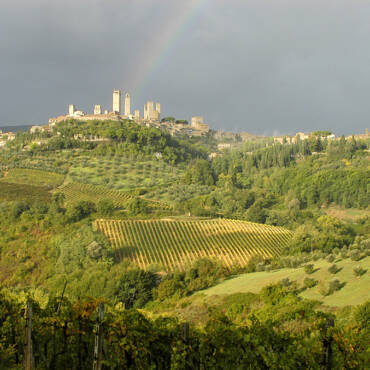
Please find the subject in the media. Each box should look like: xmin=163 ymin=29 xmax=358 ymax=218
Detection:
xmin=58 ymin=182 xmax=171 ymax=210
xmin=95 ymin=219 xmax=292 ymax=271
xmin=202 ymin=256 xmax=370 ymax=307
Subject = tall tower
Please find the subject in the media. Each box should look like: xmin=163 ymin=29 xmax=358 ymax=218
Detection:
xmin=69 ymin=104 xmax=75 ymax=116
xmin=112 ymin=89 xmax=121 ymax=114
xmin=124 ymin=93 xmax=131 ymax=116
xmin=94 ymin=105 xmax=102 ymax=115
xmin=155 ymin=103 xmax=161 ymax=114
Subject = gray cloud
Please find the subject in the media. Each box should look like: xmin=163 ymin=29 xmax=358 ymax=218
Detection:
xmin=1 ymin=0 xmax=369 ymax=135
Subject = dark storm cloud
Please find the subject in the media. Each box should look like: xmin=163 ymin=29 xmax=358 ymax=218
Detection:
xmin=1 ymin=0 xmax=369 ymax=135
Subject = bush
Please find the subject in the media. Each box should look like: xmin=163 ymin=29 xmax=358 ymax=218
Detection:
xmin=304 ymin=264 xmax=315 ymax=274
xmin=97 ymin=199 xmax=115 ymax=216
xmin=328 ymin=264 xmax=339 ymax=274
xmin=329 ymin=279 xmax=342 ymax=293
xmin=350 ymin=250 xmax=362 ymax=261
xmin=67 ymin=200 xmax=96 ymax=222
xmin=115 ymin=269 xmax=159 ymax=309
xmin=326 ymin=254 xmax=335 ymax=263
xmin=303 ymin=277 xmax=318 ymax=289
xmin=318 ymin=281 xmax=331 ymax=296
xmin=126 ymin=198 xmax=149 ymax=216
xmin=156 ymin=279 xmax=184 ymax=300
xmin=353 ymin=266 xmax=367 ymax=277
xmin=281 ymin=277 xmax=292 ymax=287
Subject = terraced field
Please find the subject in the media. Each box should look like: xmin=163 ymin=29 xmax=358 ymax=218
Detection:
xmin=59 ymin=182 xmax=171 ymax=210
xmin=95 ymin=219 xmax=293 ymax=271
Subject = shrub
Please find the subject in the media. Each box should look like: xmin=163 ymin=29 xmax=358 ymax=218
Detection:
xmin=281 ymin=277 xmax=292 ymax=287
xmin=329 ymin=279 xmax=342 ymax=293
xmin=353 ymin=266 xmax=367 ymax=277
xmin=67 ymin=200 xmax=96 ymax=222
xmin=126 ymin=198 xmax=149 ymax=216
xmin=97 ymin=199 xmax=115 ymax=216
xmin=312 ymin=253 xmax=320 ymax=261
xmin=156 ymin=279 xmax=184 ymax=301
xmin=328 ymin=264 xmax=339 ymax=274
xmin=318 ymin=281 xmax=331 ymax=296
xmin=326 ymin=254 xmax=335 ymax=263
xmin=304 ymin=264 xmax=315 ymax=274
xmin=350 ymin=250 xmax=362 ymax=261
xmin=115 ymin=269 xmax=159 ymax=309
xmin=303 ymin=277 xmax=318 ymax=289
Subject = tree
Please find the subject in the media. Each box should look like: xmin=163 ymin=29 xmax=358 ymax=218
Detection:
xmin=97 ymin=199 xmax=114 ymax=216
xmin=67 ymin=200 xmax=96 ymax=222
xmin=127 ymin=198 xmax=149 ymax=216
xmin=184 ymin=159 xmax=215 ymax=186
xmin=115 ymin=269 xmax=159 ymax=308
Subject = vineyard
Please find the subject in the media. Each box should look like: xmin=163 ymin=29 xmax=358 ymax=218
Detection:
xmin=95 ymin=219 xmax=293 ymax=270
xmin=0 ymin=168 xmax=65 ymax=188
xmin=59 ymin=182 xmax=171 ymax=210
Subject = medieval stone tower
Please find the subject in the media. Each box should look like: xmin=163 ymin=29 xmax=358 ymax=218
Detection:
xmin=94 ymin=105 xmax=102 ymax=115
xmin=68 ymin=104 xmax=75 ymax=116
xmin=155 ymin=103 xmax=161 ymax=114
xmin=144 ymin=101 xmax=160 ymax=120
xmin=112 ymin=89 xmax=121 ymax=114
xmin=124 ymin=93 xmax=131 ymax=116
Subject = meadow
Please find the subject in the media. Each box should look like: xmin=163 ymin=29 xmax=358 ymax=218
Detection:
xmin=202 ymin=256 xmax=370 ymax=307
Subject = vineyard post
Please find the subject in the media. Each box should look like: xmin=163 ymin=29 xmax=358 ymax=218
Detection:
xmin=24 ymin=299 xmax=34 ymax=370
xmin=322 ymin=317 xmax=334 ymax=370
xmin=182 ymin=322 xmax=189 ymax=343
xmin=93 ymin=303 xmax=105 ymax=370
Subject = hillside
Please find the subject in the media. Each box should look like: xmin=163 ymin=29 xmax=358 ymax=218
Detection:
xmin=202 ymin=256 xmax=370 ymax=307
xmin=95 ymin=218 xmax=292 ymax=270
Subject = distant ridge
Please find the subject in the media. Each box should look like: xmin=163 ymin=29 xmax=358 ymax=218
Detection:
xmin=0 ymin=125 xmax=32 ymax=132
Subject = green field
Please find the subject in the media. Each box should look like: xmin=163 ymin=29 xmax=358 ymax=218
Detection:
xmin=323 ymin=204 xmax=370 ymax=223
xmin=202 ymin=256 xmax=370 ymax=307
xmin=95 ymin=218 xmax=292 ymax=271
xmin=0 ymin=182 xmax=52 ymax=203
xmin=0 ymin=168 xmax=65 ymax=188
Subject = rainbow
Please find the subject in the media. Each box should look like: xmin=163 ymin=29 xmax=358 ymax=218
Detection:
xmin=130 ymin=0 xmax=210 ymax=97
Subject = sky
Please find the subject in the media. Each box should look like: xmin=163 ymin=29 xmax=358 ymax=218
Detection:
xmin=1 ymin=0 xmax=370 ymax=135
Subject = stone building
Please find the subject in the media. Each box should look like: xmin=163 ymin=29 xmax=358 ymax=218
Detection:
xmin=112 ymin=89 xmax=121 ymax=114
xmin=94 ymin=105 xmax=102 ymax=115
xmin=191 ymin=116 xmax=209 ymax=133
xmin=124 ymin=93 xmax=131 ymax=116
xmin=69 ymin=104 xmax=75 ymax=116
xmin=144 ymin=101 xmax=160 ymax=121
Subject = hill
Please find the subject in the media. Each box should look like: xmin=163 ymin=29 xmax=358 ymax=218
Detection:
xmin=202 ymin=256 xmax=370 ymax=307
xmin=94 ymin=218 xmax=292 ymax=271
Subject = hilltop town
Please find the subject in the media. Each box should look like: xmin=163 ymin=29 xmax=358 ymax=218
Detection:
xmin=0 ymin=88 xmax=369 ymax=149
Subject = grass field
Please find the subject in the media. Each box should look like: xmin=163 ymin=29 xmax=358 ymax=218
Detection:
xmin=323 ymin=205 xmax=370 ymax=223
xmin=95 ymin=218 xmax=292 ymax=271
xmin=0 ymin=182 xmax=52 ymax=203
xmin=0 ymin=168 xmax=65 ymax=188
xmin=202 ymin=256 xmax=370 ymax=307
